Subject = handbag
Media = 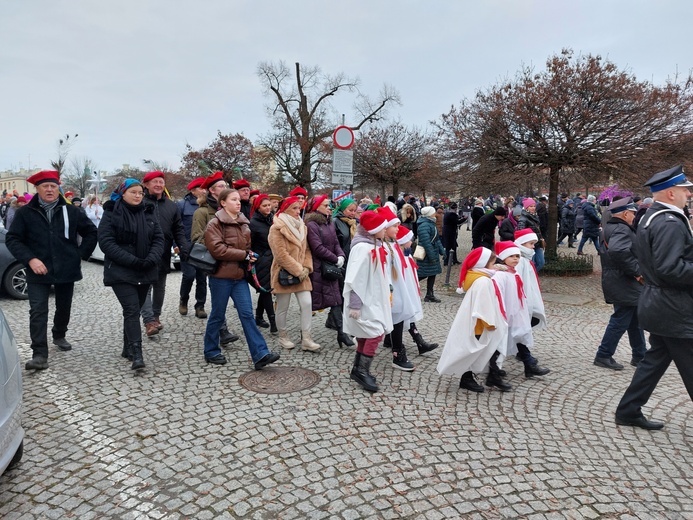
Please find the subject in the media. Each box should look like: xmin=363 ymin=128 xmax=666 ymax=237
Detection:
xmin=413 ymin=244 xmax=426 ymax=261
xmin=321 ymin=261 xmax=344 ymax=281
xmin=278 ymin=268 xmax=301 ymax=286
xmin=187 ymin=242 xmax=218 ymax=274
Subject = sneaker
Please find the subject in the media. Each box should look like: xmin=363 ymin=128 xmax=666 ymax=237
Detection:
xmin=26 ymin=357 xmax=49 ymax=370
xmin=392 ymin=358 xmax=415 ymax=371
xmin=255 ymin=352 xmax=280 ymax=370
xmin=594 ymin=356 xmax=624 ymax=370
xmin=195 ymin=308 xmax=207 ymax=319
xmin=53 ymin=338 xmax=72 ymax=351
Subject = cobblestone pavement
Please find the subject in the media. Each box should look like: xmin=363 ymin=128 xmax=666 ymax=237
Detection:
xmin=1 ymin=231 xmax=692 ymax=519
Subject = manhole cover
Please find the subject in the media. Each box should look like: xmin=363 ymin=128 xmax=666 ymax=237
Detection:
xmin=239 ymin=366 xmax=321 ymax=394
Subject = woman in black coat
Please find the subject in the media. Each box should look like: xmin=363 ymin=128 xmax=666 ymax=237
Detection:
xmin=249 ymin=195 xmax=276 ymax=332
xmin=98 ymin=179 xmax=165 ymax=370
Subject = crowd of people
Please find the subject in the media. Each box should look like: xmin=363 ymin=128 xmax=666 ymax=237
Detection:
xmin=6 ymin=166 xmax=693 ymax=428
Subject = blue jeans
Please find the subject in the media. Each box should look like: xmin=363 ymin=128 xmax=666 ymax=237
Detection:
xmin=596 ymin=304 xmax=646 ymax=360
xmin=578 ymin=233 xmax=600 ymax=253
xmin=532 ymin=247 xmax=545 ymax=271
xmin=204 ymin=276 xmax=270 ymax=362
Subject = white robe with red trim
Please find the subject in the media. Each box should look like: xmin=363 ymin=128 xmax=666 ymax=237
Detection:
xmin=386 ymin=241 xmax=424 ymax=324
xmin=437 ymin=274 xmax=509 ymax=376
xmin=515 ymin=256 xmax=547 ymax=330
xmin=492 ymin=269 xmax=533 ymax=356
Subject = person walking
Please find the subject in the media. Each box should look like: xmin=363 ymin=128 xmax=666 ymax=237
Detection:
xmin=593 ymin=198 xmax=646 ymax=371
xmin=177 ymin=177 xmax=208 ymax=318
xmin=442 ymin=202 xmax=462 ymax=265
xmin=577 ymin=195 xmax=601 ymax=255
xmin=98 ymin=179 xmax=165 ymax=370
xmin=557 ymin=199 xmax=577 ymax=247
xmin=615 ymin=166 xmax=693 ymax=430
xmin=248 ymin=194 xmax=277 ymax=333
xmin=472 ymin=207 xmax=506 ymax=250
xmin=268 ymin=196 xmax=320 ymax=352
xmin=202 ymin=188 xmax=281 ymax=369
xmin=6 ymin=170 xmax=98 ymax=370
xmin=305 ymin=195 xmax=348 ymax=347
xmin=416 ymin=206 xmax=446 ymax=302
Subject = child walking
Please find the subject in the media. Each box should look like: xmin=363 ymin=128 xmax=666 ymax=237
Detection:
xmin=343 ymin=211 xmax=393 ymax=392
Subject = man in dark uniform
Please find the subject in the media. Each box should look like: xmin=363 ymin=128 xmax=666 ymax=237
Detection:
xmin=6 ymin=170 xmax=97 ymax=370
xmin=615 ymin=165 xmax=693 ymax=430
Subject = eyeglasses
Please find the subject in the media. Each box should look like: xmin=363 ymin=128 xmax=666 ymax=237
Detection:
xmin=128 ymin=191 xmax=145 ymax=197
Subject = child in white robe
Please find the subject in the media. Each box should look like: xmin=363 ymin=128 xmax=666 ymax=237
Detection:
xmin=437 ymin=247 xmax=510 ymax=392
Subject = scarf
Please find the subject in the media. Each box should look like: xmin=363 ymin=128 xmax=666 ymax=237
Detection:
xmin=38 ymin=197 xmax=59 ymax=222
xmin=517 ymin=243 xmax=535 ymax=259
xmin=111 ymin=199 xmax=150 ymax=259
xmin=277 ymin=212 xmax=305 ymax=242
xmin=337 ymin=214 xmax=358 ymax=239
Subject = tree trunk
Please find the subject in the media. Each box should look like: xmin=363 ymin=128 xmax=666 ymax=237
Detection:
xmin=546 ymin=166 xmax=560 ymax=255
xmin=391 ymin=180 xmax=399 ymax=201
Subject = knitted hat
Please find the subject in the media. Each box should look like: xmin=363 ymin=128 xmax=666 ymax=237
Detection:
xmin=359 ymin=210 xmax=388 ymax=235
xmin=421 ymin=206 xmax=435 ymax=217
xmin=186 ymin=177 xmax=206 ymax=191
xmin=396 ymin=225 xmax=414 ymax=245
xmin=142 ymin=171 xmax=165 ymax=183
xmin=495 ymin=241 xmax=521 ymax=260
xmin=514 ymin=228 xmax=538 ymax=245
xmin=232 ymin=178 xmax=250 ymax=190
xmin=202 ymin=171 xmax=225 ymax=190
xmin=27 ymin=170 xmax=60 ymax=186
xmin=289 ymin=186 xmax=308 ymax=197
xmin=460 ymin=247 xmax=493 ymax=285
xmin=376 ymin=206 xmax=400 ymax=227
xmin=522 ymin=198 xmax=536 ymax=209
xmin=493 ymin=207 xmax=507 ymax=216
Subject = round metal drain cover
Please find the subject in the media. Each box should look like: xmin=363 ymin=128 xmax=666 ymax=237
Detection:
xmin=239 ymin=366 xmax=321 ymax=394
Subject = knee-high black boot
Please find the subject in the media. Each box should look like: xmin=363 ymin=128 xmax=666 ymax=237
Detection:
xmin=391 ymin=322 xmax=414 ymax=371
xmin=350 ymin=352 xmax=378 ymax=392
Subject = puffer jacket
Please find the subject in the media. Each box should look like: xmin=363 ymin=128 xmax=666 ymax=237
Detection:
xmin=204 ymin=209 xmax=251 ymax=280
xmin=560 ymin=205 xmax=577 ymax=234
xmin=305 ymin=212 xmax=344 ymax=311
xmin=582 ymin=202 xmax=601 ymax=238
xmin=268 ymin=215 xmax=313 ymax=294
xmin=416 ymin=216 xmax=444 ymax=278
xmin=599 ymin=217 xmax=642 ymax=306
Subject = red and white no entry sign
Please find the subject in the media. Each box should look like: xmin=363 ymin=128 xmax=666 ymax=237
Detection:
xmin=332 ymin=125 xmax=355 ymax=150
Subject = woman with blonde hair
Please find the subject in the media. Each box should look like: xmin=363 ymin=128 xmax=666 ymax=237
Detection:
xmin=268 ymin=196 xmax=320 ymax=352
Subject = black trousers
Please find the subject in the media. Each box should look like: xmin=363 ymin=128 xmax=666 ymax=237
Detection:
xmin=179 ymin=260 xmax=207 ymax=309
xmin=28 ymin=282 xmax=74 ymax=359
xmin=616 ymin=333 xmax=693 ymax=419
xmin=256 ymin=291 xmax=275 ymax=320
xmin=112 ymin=283 xmax=150 ymax=345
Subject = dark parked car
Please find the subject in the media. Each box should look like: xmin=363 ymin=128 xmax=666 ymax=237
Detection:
xmin=0 ymin=229 xmax=28 ymax=299
xmin=0 ymin=307 xmax=24 ymax=475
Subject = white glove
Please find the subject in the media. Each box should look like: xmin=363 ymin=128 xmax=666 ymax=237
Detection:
xmin=348 ymin=308 xmax=361 ymax=319
xmin=336 ymin=256 xmax=345 ymax=268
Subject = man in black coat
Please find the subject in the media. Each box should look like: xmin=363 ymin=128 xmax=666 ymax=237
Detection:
xmin=140 ymin=171 xmax=190 ymax=336
xmin=593 ymin=198 xmax=645 ymax=371
xmin=472 ymin=207 xmax=506 ymax=250
xmin=177 ymin=177 xmax=208 ymax=318
xmin=6 ymin=170 xmax=97 ymax=370
xmin=442 ymin=203 xmax=462 ymax=265
xmin=615 ymin=165 xmax=693 ymax=431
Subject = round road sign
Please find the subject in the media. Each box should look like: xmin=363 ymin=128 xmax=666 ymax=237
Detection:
xmin=333 ymin=125 xmax=355 ymax=150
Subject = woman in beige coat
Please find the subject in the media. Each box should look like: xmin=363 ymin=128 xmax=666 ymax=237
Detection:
xmin=268 ymin=196 xmax=321 ymax=352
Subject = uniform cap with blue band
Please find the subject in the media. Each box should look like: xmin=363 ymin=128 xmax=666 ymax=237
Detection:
xmin=644 ymin=165 xmax=693 ymax=192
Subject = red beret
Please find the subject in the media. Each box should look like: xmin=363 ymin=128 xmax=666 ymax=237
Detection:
xmin=289 ymin=186 xmax=308 ymax=197
xmin=232 ymin=178 xmax=250 ymax=189
xmin=249 ymin=189 xmax=260 ymax=197
xmin=186 ymin=177 xmax=206 ymax=191
xmin=142 ymin=171 xmax=165 ymax=183
xmin=64 ymin=191 xmax=74 ymax=197
xmin=202 ymin=171 xmax=225 ymax=190
xmin=27 ymin=170 xmax=61 ymax=186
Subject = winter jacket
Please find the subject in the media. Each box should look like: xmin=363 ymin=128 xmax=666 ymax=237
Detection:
xmin=472 ymin=213 xmax=500 ymax=249
xmin=536 ymin=201 xmax=549 ymax=238
xmin=6 ymin=195 xmax=97 ymax=285
xmin=97 ymin=199 xmax=164 ymax=286
xmin=471 ymin=206 xmax=485 ymax=230
xmin=145 ymin=192 xmax=190 ymax=273
xmin=191 ymin=195 xmax=218 ymax=244
xmin=516 ymin=210 xmax=544 ymax=252
xmin=575 ymin=200 xmax=586 ymax=229
xmin=305 ymin=212 xmax=344 ymax=310
xmin=582 ymin=202 xmax=601 ymax=238
xmin=560 ymin=205 xmax=577 ymax=235
xmin=442 ymin=210 xmax=461 ymax=249
xmin=415 ymin=216 xmax=444 ymax=278
xmin=176 ymin=192 xmax=199 ymax=241
xmin=498 ymin=215 xmax=517 ymax=242
xmin=268 ymin=215 xmax=313 ymax=294
xmin=599 ymin=217 xmax=642 ymax=306
xmin=249 ymin=211 xmax=274 ymax=292
xmin=204 ymin=209 xmax=251 ymax=281
xmin=334 ymin=213 xmax=356 ymax=260
xmin=636 ymin=202 xmax=693 ymax=338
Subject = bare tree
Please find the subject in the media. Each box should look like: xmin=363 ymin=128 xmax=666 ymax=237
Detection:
xmin=51 ymin=133 xmax=78 ymax=175
xmin=179 ymin=131 xmax=256 ymax=187
xmin=436 ymin=49 xmax=693 ymax=252
xmin=257 ymin=61 xmax=400 ymax=189
xmin=62 ymin=156 xmax=96 ymax=197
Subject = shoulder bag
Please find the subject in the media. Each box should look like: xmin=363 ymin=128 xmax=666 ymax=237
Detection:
xmin=279 ymin=268 xmax=301 ymax=286
xmin=187 ymin=242 xmax=218 ymax=274
xmin=317 ymin=225 xmax=345 ymax=281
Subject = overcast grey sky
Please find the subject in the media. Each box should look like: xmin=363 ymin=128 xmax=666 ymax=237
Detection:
xmin=1 ymin=0 xmax=691 ymax=173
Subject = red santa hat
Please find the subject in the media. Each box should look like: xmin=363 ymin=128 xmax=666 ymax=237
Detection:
xmin=142 ymin=171 xmax=165 ymax=183
xmin=514 ymin=228 xmax=538 ymax=245
xmin=202 ymin=171 xmax=225 ymax=190
xmin=396 ymin=225 xmax=414 ymax=245
xmin=232 ymin=178 xmax=250 ymax=189
xmin=460 ymin=247 xmax=493 ymax=284
xmin=376 ymin=206 xmax=400 ymax=227
xmin=495 ymin=241 xmax=521 ymax=260
xmin=359 ymin=210 xmax=388 ymax=235
xmin=186 ymin=177 xmax=206 ymax=191
xmin=289 ymin=186 xmax=308 ymax=197
xmin=27 ymin=170 xmax=61 ymax=186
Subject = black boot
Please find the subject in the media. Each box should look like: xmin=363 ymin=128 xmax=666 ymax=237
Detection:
xmin=268 ymin=315 xmax=278 ymax=334
xmin=255 ymin=314 xmax=270 ymax=328
xmin=383 ymin=334 xmax=392 ymax=349
xmin=485 ymin=351 xmax=511 ymax=391
xmin=424 ymin=291 xmax=441 ymax=303
xmin=350 ymin=353 xmax=379 ymax=392
xmin=131 ymin=342 xmax=145 ymax=370
xmin=459 ymin=371 xmax=484 ymax=392
xmin=392 ymin=345 xmax=415 ymax=371
xmin=121 ymin=332 xmax=132 ymax=360
xmin=219 ymin=326 xmax=240 ymax=345
xmin=337 ymin=331 xmax=355 ymax=348
xmin=489 ymin=353 xmax=507 ymax=377
xmin=325 ymin=307 xmax=339 ymax=331
xmin=524 ymin=361 xmax=551 ymax=378
xmin=409 ymin=324 xmax=439 ymax=354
